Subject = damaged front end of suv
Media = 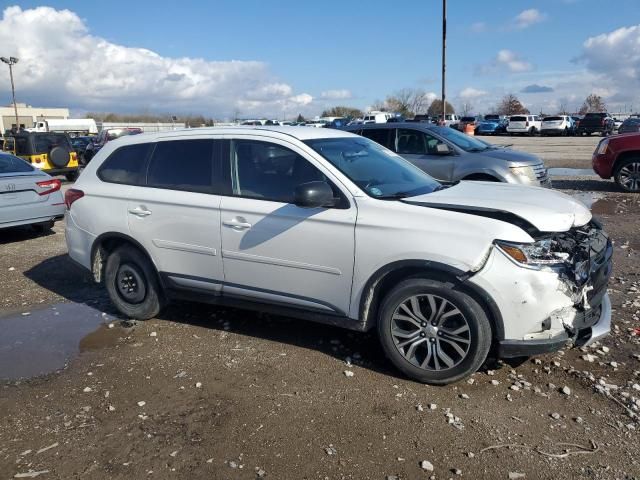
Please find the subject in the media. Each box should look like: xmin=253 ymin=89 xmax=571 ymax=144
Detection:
xmin=469 ymin=220 xmax=613 ymax=357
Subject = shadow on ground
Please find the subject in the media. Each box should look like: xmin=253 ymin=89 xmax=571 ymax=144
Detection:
xmin=552 ymin=178 xmax=619 ymax=192
xmin=0 ymin=225 xmax=56 ymax=245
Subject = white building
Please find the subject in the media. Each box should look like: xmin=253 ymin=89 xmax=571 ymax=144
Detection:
xmin=0 ymin=103 xmax=69 ymax=133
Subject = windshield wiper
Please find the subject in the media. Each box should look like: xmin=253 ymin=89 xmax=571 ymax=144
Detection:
xmin=466 ymin=147 xmax=488 ymax=152
xmin=375 ymin=192 xmax=413 ymax=199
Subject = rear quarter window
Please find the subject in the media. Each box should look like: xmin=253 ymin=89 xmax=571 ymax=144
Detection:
xmin=97 ymin=143 xmax=152 ymax=185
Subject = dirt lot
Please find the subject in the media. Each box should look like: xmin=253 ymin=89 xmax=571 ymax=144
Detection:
xmin=477 ymin=134 xmax=603 ymax=170
xmin=1 ymin=175 xmax=639 ymax=479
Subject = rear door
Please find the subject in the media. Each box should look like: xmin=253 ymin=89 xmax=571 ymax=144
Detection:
xmin=396 ymin=128 xmax=454 ymax=182
xmin=127 ymin=138 xmax=226 ymax=290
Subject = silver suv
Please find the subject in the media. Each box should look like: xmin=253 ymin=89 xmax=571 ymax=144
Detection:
xmin=345 ymin=123 xmax=550 ymax=186
xmin=65 ymin=126 xmax=611 ymax=384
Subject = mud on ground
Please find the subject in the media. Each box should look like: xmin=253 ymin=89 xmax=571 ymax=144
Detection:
xmin=0 ymin=178 xmax=639 ymax=480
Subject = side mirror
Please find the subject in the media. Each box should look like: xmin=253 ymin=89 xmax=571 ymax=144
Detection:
xmin=435 ymin=143 xmax=451 ymax=155
xmin=294 ymin=181 xmax=334 ymax=208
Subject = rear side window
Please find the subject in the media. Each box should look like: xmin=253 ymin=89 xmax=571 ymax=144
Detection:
xmin=98 ymin=143 xmax=152 ymax=185
xmin=147 ymin=139 xmax=213 ymax=193
xmin=360 ymin=128 xmax=394 ymax=149
xmin=34 ymin=134 xmax=71 ymax=153
xmin=511 ymin=116 xmax=526 ymax=122
xmin=0 ymin=154 xmax=33 ymax=173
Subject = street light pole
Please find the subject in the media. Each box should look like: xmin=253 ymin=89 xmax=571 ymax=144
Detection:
xmin=441 ymin=0 xmax=447 ymax=124
xmin=1 ymin=56 xmax=20 ymax=131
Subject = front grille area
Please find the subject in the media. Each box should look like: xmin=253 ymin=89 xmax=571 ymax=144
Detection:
xmin=532 ymin=163 xmax=548 ymax=182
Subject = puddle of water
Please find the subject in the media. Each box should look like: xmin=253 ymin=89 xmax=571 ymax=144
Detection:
xmin=548 ymin=168 xmax=598 ymax=177
xmin=0 ymin=303 xmax=119 ymax=381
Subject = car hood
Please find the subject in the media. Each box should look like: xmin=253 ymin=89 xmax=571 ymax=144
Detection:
xmin=403 ymin=181 xmax=591 ymax=233
xmin=472 ymin=148 xmax=541 ymax=165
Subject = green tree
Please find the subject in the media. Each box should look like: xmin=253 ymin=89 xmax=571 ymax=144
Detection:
xmin=296 ymin=113 xmax=306 ymax=122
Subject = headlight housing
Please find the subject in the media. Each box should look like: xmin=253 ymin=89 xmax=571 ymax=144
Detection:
xmin=597 ymin=139 xmax=609 ymax=155
xmin=509 ymin=166 xmax=537 ymax=183
xmin=496 ymin=239 xmax=570 ymax=266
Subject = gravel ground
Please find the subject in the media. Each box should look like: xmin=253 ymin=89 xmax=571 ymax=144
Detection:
xmin=476 ymin=134 xmax=603 ymax=170
xmin=1 ymin=177 xmax=639 ymax=480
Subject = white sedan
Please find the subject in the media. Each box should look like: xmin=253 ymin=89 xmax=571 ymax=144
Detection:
xmin=0 ymin=152 xmax=65 ymax=232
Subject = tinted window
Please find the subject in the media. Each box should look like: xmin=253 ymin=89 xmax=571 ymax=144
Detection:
xmin=585 ymin=113 xmax=606 ymax=118
xmin=484 ymin=115 xmax=500 ymax=121
xmin=34 ymin=134 xmax=71 ymax=153
xmin=543 ymin=116 xmax=562 ymax=121
xmin=0 ymin=153 xmax=33 ymax=173
xmin=147 ymin=140 xmax=213 ymax=193
xmin=510 ymin=116 xmax=526 ymax=121
xmin=461 ymin=117 xmax=476 ymax=122
xmin=360 ymin=128 xmax=393 ymax=149
xmin=231 ymin=140 xmax=328 ymax=203
xmin=624 ymin=118 xmax=640 ymax=125
xmin=397 ymin=129 xmax=445 ymax=155
xmin=15 ymin=137 xmax=28 ymax=155
xmin=98 ymin=143 xmax=152 ymax=185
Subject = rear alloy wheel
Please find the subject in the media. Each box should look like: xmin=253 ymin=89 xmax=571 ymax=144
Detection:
xmin=615 ymin=157 xmax=640 ymax=192
xmin=105 ymin=245 xmax=164 ymax=319
xmin=378 ymin=278 xmax=492 ymax=384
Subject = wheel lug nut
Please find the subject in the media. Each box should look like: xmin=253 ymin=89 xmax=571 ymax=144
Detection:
xmin=420 ymin=332 xmax=426 ymax=337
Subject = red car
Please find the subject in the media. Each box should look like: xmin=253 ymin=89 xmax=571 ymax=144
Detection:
xmin=593 ymin=133 xmax=640 ymax=192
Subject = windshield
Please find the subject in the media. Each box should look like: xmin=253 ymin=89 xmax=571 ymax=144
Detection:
xmin=304 ymin=137 xmax=442 ymax=198
xmin=484 ymin=115 xmax=500 ymax=121
xmin=429 ymin=126 xmax=492 ymax=152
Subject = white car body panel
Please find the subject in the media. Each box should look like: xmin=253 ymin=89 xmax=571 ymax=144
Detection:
xmin=404 ymin=181 xmax=592 ymax=232
xmin=507 ymin=115 xmax=542 ymax=134
xmin=65 ymin=126 xmax=610 ymax=362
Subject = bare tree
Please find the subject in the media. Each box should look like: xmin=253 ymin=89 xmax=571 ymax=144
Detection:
xmin=557 ymin=101 xmax=569 ymax=115
xmin=383 ymin=88 xmax=431 ymax=117
xmin=578 ymin=94 xmax=607 ymax=114
xmin=495 ymin=94 xmax=529 ymax=115
xmin=427 ymin=99 xmax=455 ymax=117
xmin=460 ymin=102 xmax=474 ymax=116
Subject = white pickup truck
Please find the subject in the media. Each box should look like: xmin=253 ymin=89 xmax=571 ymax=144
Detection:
xmin=27 ymin=119 xmax=98 ymax=135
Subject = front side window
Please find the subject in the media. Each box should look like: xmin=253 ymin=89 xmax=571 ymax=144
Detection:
xmin=305 ymin=136 xmax=441 ymax=199
xmin=397 ymin=128 xmax=445 ymax=155
xmin=231 ymin=140 xmax=328 ymax=203
xmin=0 ymin=153 xmax=33 ymax=173
xmin=147 ymin=140 xmax=213 ymax=193
xmin=98 ymin=143 xmax=152 ymax=185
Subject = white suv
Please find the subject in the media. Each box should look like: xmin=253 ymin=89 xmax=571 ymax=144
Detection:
xmin=507 ymin=115 xmax=542 ymax=135
xmin=65 ymin=127 xmax=612 ymax=384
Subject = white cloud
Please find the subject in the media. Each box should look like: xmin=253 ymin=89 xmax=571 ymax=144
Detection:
xmin=478 ymin=50 xmax=533 ymax=75
xmin=0 ymin=6 xmax=313 ymax=117
xmin=459 ymin=87 xmax=487 ymax=99
xmin=320 ymin=89 xmax=352 ymax=100
xmin=513 ymin=9 xmax=547 ymax=29
xmin=470 ymin=22 xmax=487 ymax=33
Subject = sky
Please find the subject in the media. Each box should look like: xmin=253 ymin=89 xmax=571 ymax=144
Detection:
xmin=0 ymin=0 xmax=639 ymax=119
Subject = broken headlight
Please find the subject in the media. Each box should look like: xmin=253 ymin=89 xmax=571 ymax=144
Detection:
xmin=496 ymin=239 xmax=570 ymax=266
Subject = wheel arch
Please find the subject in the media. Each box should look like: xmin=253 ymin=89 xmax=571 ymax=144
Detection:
xmin=91 ymin=232 xmax=159 ymax=284
xmin=358 ymin=260 xmax=505 ymax=340
xmin=612 ymin=150 xmax=640 ymax=175
xmin=462 ymin=172 xmax=502 ymax=182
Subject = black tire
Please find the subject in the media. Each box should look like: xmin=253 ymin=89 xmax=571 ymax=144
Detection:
xmin=105 ymin=245 xmax=164 ymax=320
xmin=614 ymin=157 xmax=640 ymax=193
xmin=377 ymin=278 xmax=492 ymax=384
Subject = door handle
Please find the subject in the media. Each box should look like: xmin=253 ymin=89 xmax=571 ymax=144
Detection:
xmin=223 ymin=219 xmax=252 ymax=230
xmin=128 ymin=207 xmax=152 ymax=217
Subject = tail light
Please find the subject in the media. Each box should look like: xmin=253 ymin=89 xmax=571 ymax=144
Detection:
xmin=525 ymin=121 xmax=529 ymax=126
xmin=64 ymin=188 xmax=84 ymax=209
xmin=71 ymin=151 xmax=77 ymax=161
xmin=36 ymin=178 xmax=61 ymax=196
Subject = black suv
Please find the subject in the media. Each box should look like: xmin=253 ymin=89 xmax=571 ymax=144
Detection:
xmin=577 ymin=113 xmax=615 ymax=136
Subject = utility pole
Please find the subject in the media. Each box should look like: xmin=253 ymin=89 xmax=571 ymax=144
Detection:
xmin=1 ymin=57 xmax=19 ymax=131
xmin=441 ymin=0 xmax=447 ymax=124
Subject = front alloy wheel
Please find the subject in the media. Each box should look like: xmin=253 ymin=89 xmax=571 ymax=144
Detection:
xmin=378 ymin=278 xmax=492 ymax=384
xmin=391 ymin=294 xmax=471 ymax=371
xmin=615 ymin=158 xmax=640 ymax=192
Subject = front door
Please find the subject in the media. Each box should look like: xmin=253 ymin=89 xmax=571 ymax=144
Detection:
xmin=127 ymin=138 xmax=225 ymax=292
xmin=219 ymin=138 xmax=356 ymax=316
xmin=396 ymin=128 xmax=455 ymax=182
